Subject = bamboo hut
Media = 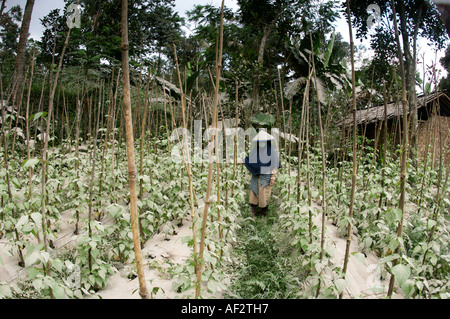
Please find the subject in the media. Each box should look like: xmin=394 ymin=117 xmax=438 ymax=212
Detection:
xmin=336 ymin=91 xmax=450 ymax=165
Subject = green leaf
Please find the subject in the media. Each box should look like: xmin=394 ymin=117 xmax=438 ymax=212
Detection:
xmin=91 ymin=54 xmax=103 ymax=62
xmin=426 ymin=219 xmax=437 ymax=229
xmin=23 ymin=158 xmax=40 ymax=169
xmin=401 ymin=279 xmax=415 ymax=298
xmin=207 ymin=280 xmax=218 ymax=293
xmin=51 ymin=259 xmax=64 ymax=273
xmin=51 ymin=282 xmax=67 ymax=299
xmin=181 ymin=236 xmax=193 ymax=245
xmin=364 ymin=237 xmax=373 ymax=248
xmin=392 ymin=264 xmax=410 ymax=287
xmin=15 ymin=215 xmax=29 ymax=230
xmin=352 ymin=252 xmax=365 ymax=264
xmin=425 ymin=82 xmax=431 ymax=94
xmin=30 ymin=112 xmax=47 ymax=122
xmin=32 ymin=278 xmax=44 ymax=291
xmin=106 ymin=204 xmax=123 ymax=218
xmin=250 ymin=113 xmax=275 ymax=127
xmin=379 ymin=254 xmax=401 ymax=265
xmin=388 ymin=237 xmax=400 ymax=252
xmin=323 ymin=31 xmax=335 ymax=69
xmin=335 ymin=278 xmax=348 ymax=293
xmin=30 ymin=212 xmax=42 ymax=225
xmin=27 ymin=267 xmax=41 ymax=280
xmin=369 ymin=285 xmax=385 ymax=293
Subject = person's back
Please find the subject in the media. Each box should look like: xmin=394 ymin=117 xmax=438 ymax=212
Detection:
xmin=242 ymin=131 xmax=280 ymax=216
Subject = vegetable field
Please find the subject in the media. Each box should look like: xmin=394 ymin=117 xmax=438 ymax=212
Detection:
xmin=0 ymin=0 xmax=449 ymax=300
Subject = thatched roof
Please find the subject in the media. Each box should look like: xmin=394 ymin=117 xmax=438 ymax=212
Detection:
xmin=336 ymin=91 xmax=450 ymax=127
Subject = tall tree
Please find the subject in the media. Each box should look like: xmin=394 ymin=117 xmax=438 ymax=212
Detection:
xmin=0 ymin=4 xmax=22 ymax=69
xmin=13 ymin=0 xmax=35 ymax=103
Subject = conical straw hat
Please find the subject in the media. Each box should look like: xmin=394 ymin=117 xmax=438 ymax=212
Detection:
xmin=252 ymin=130 xmax=275 ymax=142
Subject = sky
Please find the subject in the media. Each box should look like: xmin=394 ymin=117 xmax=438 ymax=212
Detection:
xmin=4 ymin=0 xmax=239 ymax=40
xmin=3 ymin=0 xmax=448 ymax=86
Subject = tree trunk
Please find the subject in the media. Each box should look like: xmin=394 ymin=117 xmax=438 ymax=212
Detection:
xmin=13 ymin=0 xmax=35 ymax=104
xmin=252 ymin=8 xmax=280 ymax=111
xmin=120 ymin=0 xmax=148 ymax=299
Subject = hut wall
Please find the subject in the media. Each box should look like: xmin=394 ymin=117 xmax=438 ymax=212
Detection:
xmin=417 ymin=115 xmax=450 ymax=167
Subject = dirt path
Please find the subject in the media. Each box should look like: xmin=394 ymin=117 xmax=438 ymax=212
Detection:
xmin=95 ymin=217 xmax=195 ymax=299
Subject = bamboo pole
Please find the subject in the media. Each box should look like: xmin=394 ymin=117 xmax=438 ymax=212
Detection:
xmin=111 ymin=69 xmax=122 ymax=200
xmin=120 ymin=0 xmax=148 ymax=299
xmin=0 ymin=73 xmax=25 ymax=266
xmin=296 ymin=72 xmax=308 ymax=217
xmin=41 ymin=24 xmax=72 ymax=272
xmin=25 ymin=49 xmax=36 ymax=199
xmin=231 ymin=79 xmax=239 ymax=197
xmin=139 ymin=70 xmax=152 ymax=245
xmin=387 ymin=0 xmax=410 ymax=298
xmin=340 ymin=0 xmax=358 ymax=299
xmin=87 ymin=82 xmax=103 ymax=272
xmin=377 ymin=81 xmax=388 ymax=216
xmin=173 ymin=45 xmax=200 ymax=286
xmin=310 ymin=33 xmax=327 ymax=266
xmin=196 ymin=0 xmax=224 ymax=299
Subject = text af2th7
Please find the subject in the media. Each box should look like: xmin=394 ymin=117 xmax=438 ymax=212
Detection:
xmin=181 ymin=303 xmax=269 ymax=316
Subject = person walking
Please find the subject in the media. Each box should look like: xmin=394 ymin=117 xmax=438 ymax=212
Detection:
xmin=242 ymin=130 xmax=281 ymax=217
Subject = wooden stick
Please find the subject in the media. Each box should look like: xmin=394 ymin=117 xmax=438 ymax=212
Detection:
xmin=340 ymin=0 xmax=358 ymax=299
xmin=120 ymin=0 xmax=148 ymax=299
xmin=196 ymin=0 xmax=225 ymax=299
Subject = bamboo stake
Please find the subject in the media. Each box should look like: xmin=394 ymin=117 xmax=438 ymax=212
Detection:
xmin=41 ymin=24 xmax=72 ymax=274
xmin=74 ymin=97 xmax=82 ymax=234
xmin=340 ymin=0 xmax=358 ymax=299
xmin=26 ymin=50 xmax=36 ymax=199
xmin=278 ymin=67 xmax=287 ymax=164
xmin=139 ymin=70 xmax=152 ymax=245
xmin=304 ymin=67 xmax=313 ymax=244
xmin=296 ymin=73 xmax=308 ymax=217
xmin=133 ymin=65 xmax=144 ymax=138
xmin=0 ymin=73 xmax=25 ymax=266
xmin=98 ymin=74 xmax=116 ymax=208
xmin=231 ymin=79 xmax=239 ymax=197
xmin=196 ymin=0 xmax=224 ymax=299
xmin=173 ymin=45 xmax=200 ymax=283
xmin=377 ymin=81 xmax=388 ymax=216
xmin=309 ymin=33 xmax=327 ymax=266
xmin=387 ymin=0 xmax=410 ymax=298
xmin=162 ymin=77 xmax=171 ymax=157
xmin=111 ymin=68 xmax=122 ymax=200
xmin=87 ymin=82 xmax=103 ymax=272
xmin=120 ymin=0 xmax=148 ymax=299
